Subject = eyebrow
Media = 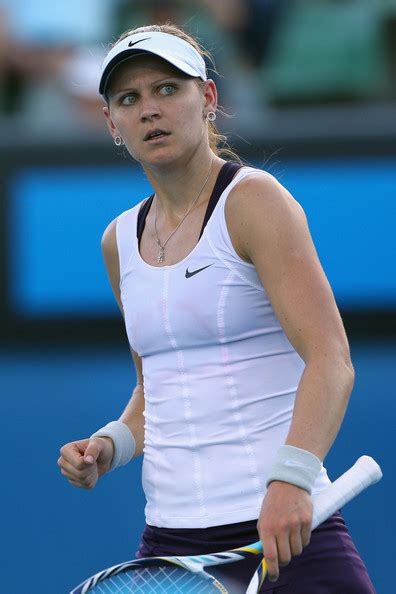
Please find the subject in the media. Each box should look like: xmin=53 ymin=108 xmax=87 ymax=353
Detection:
xmin=110 ymin=77 xmax=181 ymax=98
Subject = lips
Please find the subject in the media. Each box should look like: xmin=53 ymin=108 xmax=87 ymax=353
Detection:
xmin=144 ymin=129 xmax=170 ymax=141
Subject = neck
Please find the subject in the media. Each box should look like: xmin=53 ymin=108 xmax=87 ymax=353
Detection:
xmin=142 ymin=148 xmax=225 ymax=221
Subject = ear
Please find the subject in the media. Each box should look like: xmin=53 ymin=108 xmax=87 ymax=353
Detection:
xmin=102 ymin=105 xmax=118 ymax=140
xmin=202 ymin=79 xmax=218 ymax=114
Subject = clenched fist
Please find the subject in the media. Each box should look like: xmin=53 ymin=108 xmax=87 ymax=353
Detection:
xmin=257 ymin=481 xmax=313 ymax=582
xmin=58 ymin=437 xmax=114 ymax=489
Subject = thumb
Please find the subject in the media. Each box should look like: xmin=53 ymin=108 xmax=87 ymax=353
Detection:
xmin=83 ymin=438 xmax=103 ymax=465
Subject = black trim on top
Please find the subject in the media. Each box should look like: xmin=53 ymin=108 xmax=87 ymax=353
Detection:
xmin=136 ymin=161 xmax=243 ymax=246
xmin=137 ymin=194 xmax=154 ymax=245
xmin=198 ymin=161 xmax=242 ymax=239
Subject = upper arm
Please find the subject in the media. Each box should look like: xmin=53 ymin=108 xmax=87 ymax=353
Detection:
xmin=101 ymin=217 xmax=123 ymax=313
xmin=226 ymin=173 xmax=351 ymax=364
xmin=101 ymin=218 xmax=143 ymax=384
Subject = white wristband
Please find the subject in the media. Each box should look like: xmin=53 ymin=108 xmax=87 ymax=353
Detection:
xmin=90 ymin=420 xmax=136 ymax=471
xmin=266 ymin=445 xmax=322 ymax=494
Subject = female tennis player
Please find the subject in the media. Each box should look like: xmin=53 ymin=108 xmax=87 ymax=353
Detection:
xmin=58 ymin=24 xmax=375 ymax=593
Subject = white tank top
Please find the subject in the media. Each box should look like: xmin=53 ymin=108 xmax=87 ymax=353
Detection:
xmin=116 ymin=166 xmax=330 ymax=528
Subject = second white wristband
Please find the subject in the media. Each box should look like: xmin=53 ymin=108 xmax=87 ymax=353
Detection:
xmin=90 ymin=420 xmax=136 ymax=471
xmin=266 ymin=445 xmax=322 ymax=494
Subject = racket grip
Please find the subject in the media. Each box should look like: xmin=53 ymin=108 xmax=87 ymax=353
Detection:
xmin=312 ymin=455 xmax=382 ymax=529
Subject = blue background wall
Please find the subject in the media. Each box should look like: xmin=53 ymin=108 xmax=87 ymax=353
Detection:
xmin=8 ymin=158 xmax=396 ymax=316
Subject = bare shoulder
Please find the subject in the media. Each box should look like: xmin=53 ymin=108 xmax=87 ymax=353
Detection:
xmin=225 ymin=171 xmax=307 ymax=262
xmin=101 ymin=217 xmax=119 ymax=264
xmin=227 ymin=170 xmax=305 ymax=224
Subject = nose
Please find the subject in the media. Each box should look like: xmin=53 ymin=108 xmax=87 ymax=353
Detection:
xmin=140 ymin=96 xmax=161 ymax=122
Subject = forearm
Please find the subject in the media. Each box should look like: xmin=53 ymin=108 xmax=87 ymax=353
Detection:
xmin=286 ymin=356 xmax=355 ymax=460
xmin=119 ymin=383 xmax=145 ymax=457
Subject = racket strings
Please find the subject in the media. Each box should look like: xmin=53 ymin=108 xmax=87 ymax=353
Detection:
xmin=85 ymin=565 xmax=222 ymax=593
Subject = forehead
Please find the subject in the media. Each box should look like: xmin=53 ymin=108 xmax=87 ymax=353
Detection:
xmin=106 ymin=54 xmax=190 ymax=94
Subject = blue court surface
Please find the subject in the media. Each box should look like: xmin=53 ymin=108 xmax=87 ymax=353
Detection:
xmin=0 ymin=338 xmax=393 ymax=594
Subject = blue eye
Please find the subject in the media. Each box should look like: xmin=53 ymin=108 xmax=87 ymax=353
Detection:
xmin=121 ymin=94 xmax=137 ymax=105
xmin=160 ymin=84 xmax=176 ymax=96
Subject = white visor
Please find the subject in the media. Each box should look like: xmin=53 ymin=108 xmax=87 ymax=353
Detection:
xmin=99 ymin=31 xmax=207 ymax=97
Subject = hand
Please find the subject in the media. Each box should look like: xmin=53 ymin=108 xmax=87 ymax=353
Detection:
xmin=58 ymin=437 xmax=114 ymax=489
xmin=257 ymin=481 xmax=313 ymax=582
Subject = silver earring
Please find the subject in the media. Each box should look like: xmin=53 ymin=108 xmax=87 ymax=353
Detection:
xmin=206 ymin=111 xmax=216 ymax=122
xmin=114 ymin=136 xmax=124 ymax=146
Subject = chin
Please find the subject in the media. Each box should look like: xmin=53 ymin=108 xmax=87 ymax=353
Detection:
xmin=140 ymin=148 xmax=188 ymax=169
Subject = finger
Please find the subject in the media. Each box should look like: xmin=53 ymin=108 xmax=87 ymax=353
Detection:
xmin=59 ymin=458 xmax=91 ymax=482
xmin=59 ymin=459 xmax=77 ymax=480
xmin=68 ymin=478 xmax=93 ymax=490
xmin=59 ymin=451 xmax=92 ymax=473
xmin=64 ymin=466 xmax=98 ymax=489
xmin=289 ymin=526 xmax=303 ymax=557
xmin=301 ymin=520 xmax=312 ymax=548
xmin=83 ymin=438 xmax=105 ymax=465
xmin=262 ymin=535 xmax=279 ymax=582
xmin=60 ymin=441 xmax=87 ymax=467
xmin=276 ymin=528 xmax=292 ymax=568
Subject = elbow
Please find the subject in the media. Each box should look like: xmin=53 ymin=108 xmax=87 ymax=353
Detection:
xmin=337 ymin=351 xmax=355 ymax=401
xmin=344 ymin=357 xmax=355 ymax=396
xmin=341 ymin=341 xmax=355 ymax=384
xmin=309 ymin=347 xmax=355 ymax=398
xmin=332 ymin=337 xmax=355 ymax=392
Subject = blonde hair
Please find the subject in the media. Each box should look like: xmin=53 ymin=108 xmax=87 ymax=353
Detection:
xmin=112 ymin=23 xmax=241 ymax=163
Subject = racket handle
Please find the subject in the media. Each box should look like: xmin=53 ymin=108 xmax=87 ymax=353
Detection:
xmin=312 ymin=455 xmax=382 ymax=529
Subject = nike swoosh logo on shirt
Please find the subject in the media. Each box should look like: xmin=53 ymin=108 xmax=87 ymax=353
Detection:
xmin=185 ymin=264 xmax=214 ymax=278
xmin=128 ymin=37 xmax=151 ymax=47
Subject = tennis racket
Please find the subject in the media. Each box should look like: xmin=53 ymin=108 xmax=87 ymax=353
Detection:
xmin=70 ymin=455 xmax=382 ymax=594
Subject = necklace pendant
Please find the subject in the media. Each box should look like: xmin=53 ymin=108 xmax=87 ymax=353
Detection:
xmin=158 ymin=248 xmax=165 ymax=263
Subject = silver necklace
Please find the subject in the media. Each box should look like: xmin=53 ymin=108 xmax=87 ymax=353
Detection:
xmin=154 ymin=158 xmax=214 ymax=263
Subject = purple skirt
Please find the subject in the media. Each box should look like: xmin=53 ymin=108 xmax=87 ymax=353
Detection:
xmin=136 ymin=512 xmax=375 ymax=593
